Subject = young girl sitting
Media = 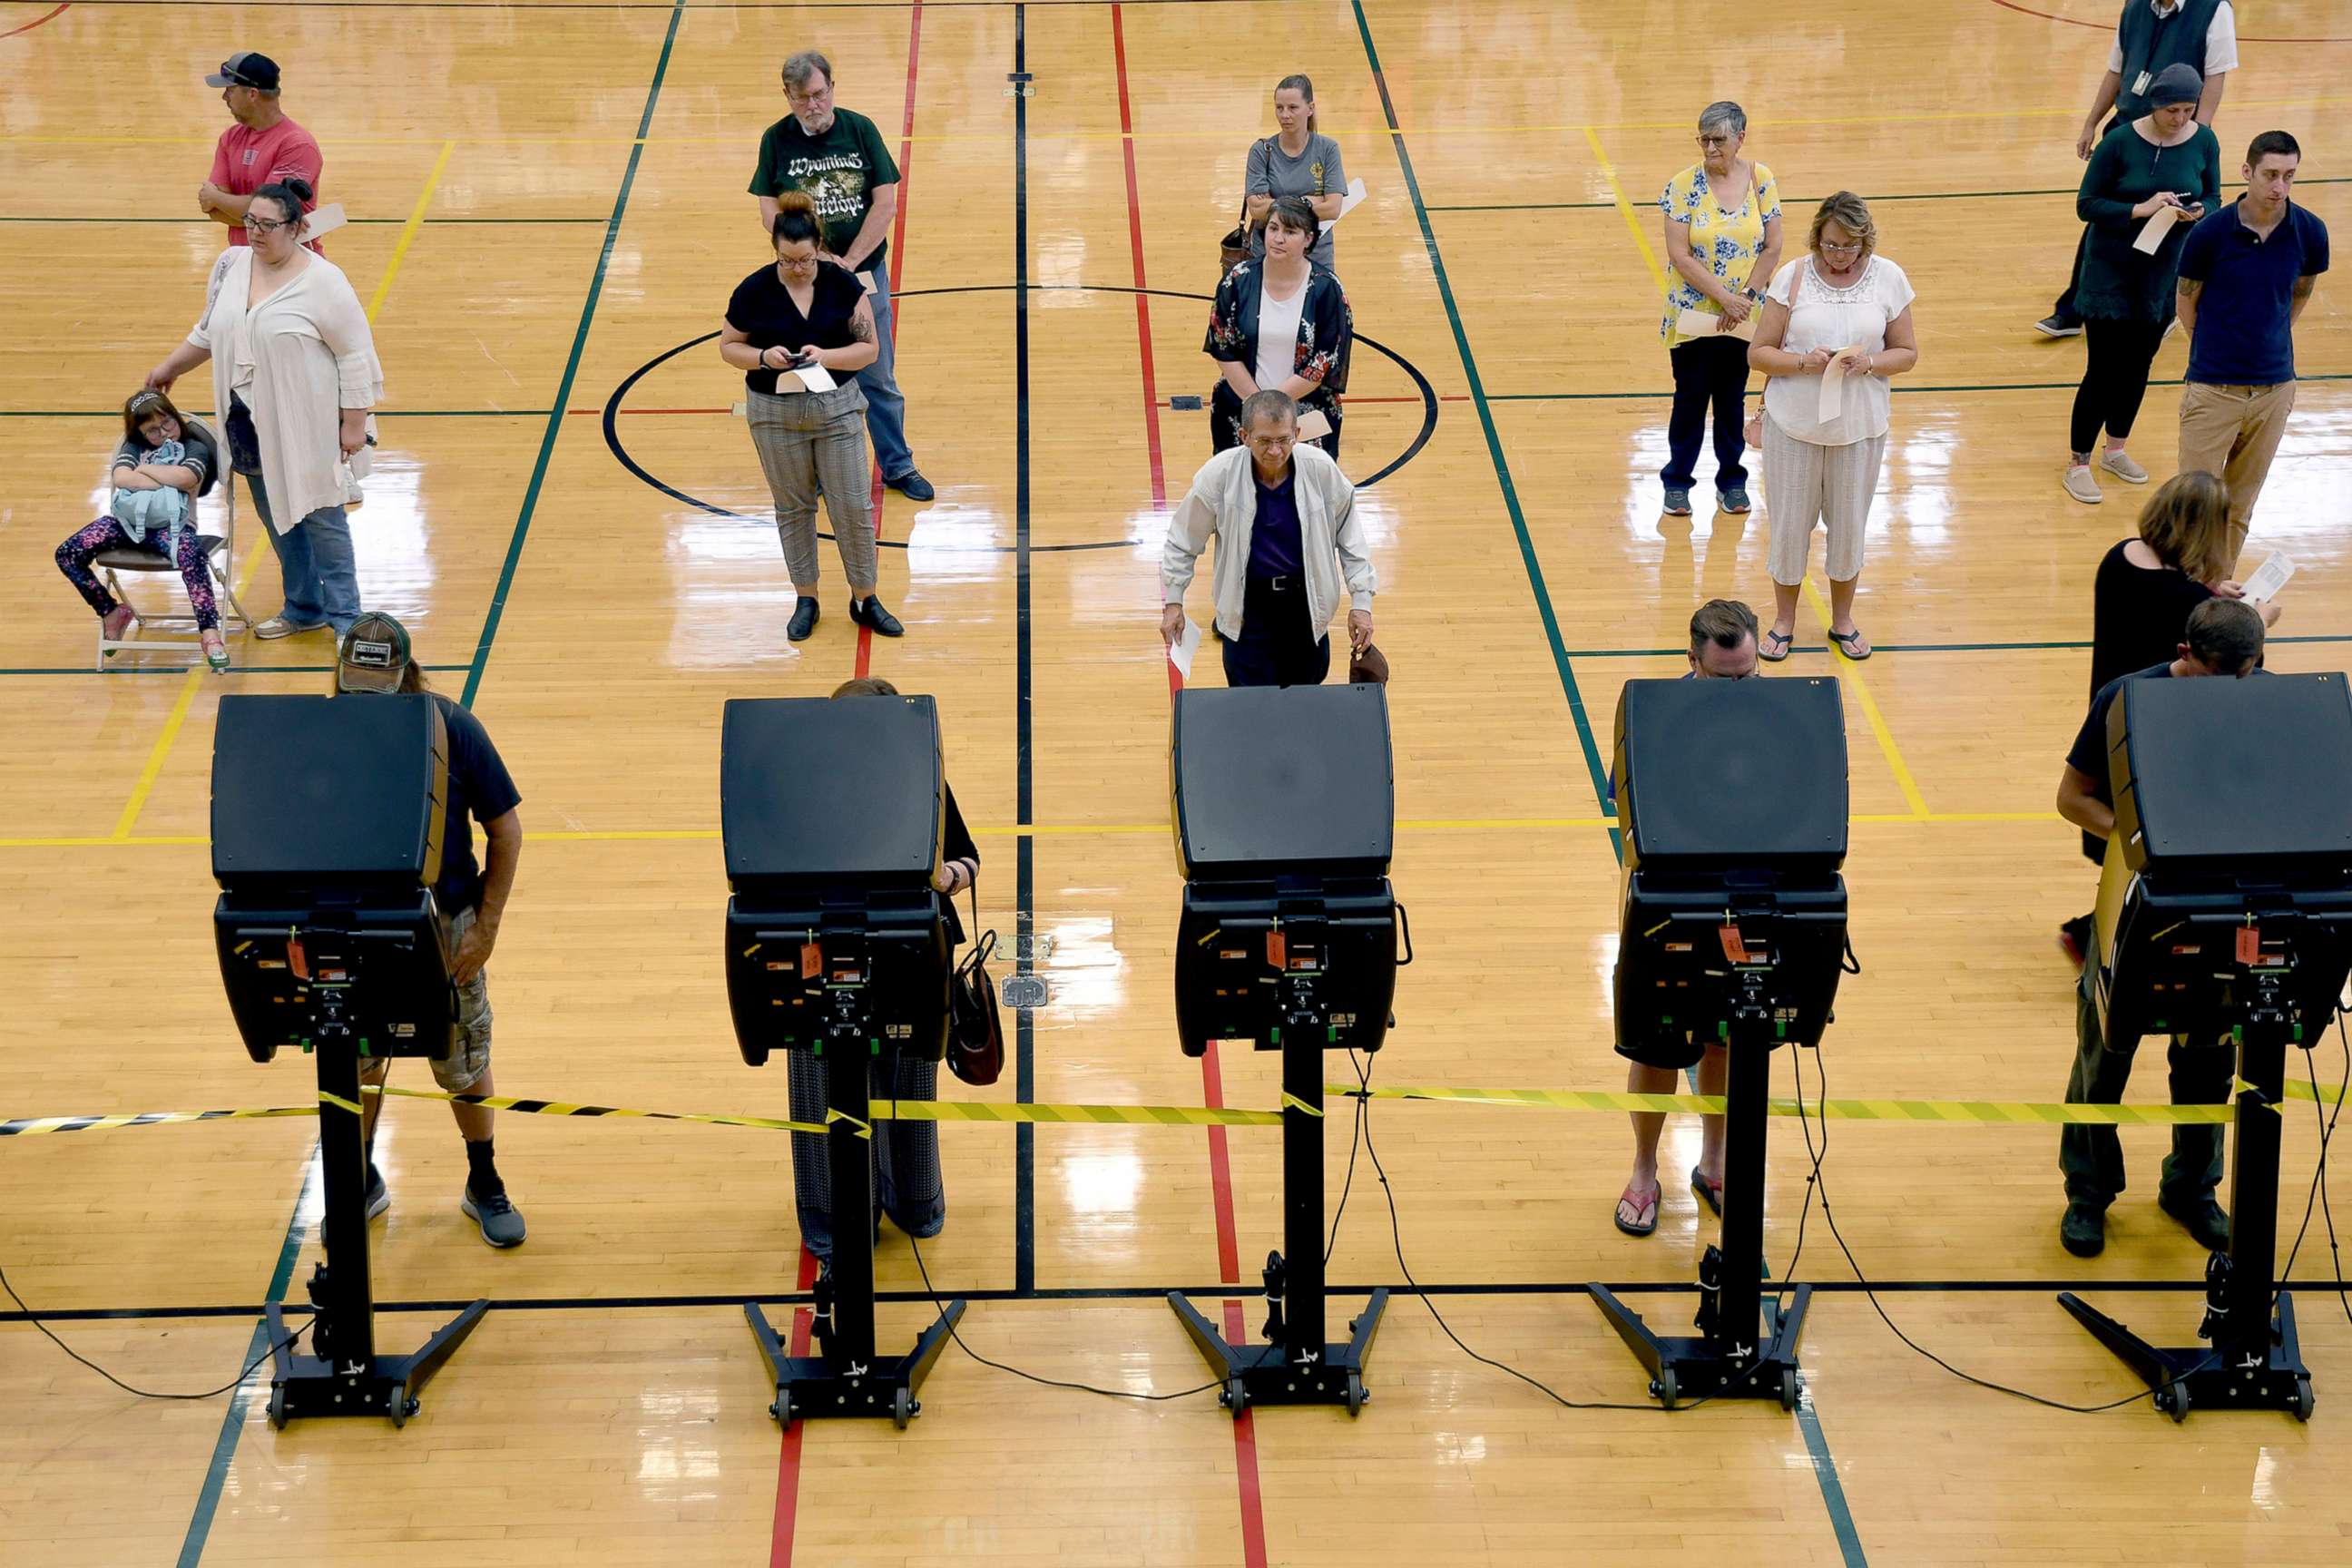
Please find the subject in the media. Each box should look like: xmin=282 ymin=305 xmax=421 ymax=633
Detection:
xmin=55 ymin=390 xmax=229 ymax=670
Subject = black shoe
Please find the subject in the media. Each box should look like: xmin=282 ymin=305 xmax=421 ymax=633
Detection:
xmin=2059 ymin=914 xmax=2093 ymax=969
xmin=2160 ymin=1190 xmax=2231 ymax=1251
xmin=883 ymin=469 xmax=936 ymax=503
xmin=2061 ymin=1200 xmax=2107 ymax=1258
xmin=787 ymin=596 xmax=819 ymax=642
xmin=850 ymin=596 xmax=904 ymax=637
xmin=364 ymin=1162 xmax=389 ymax=1220
xmin=2034 ymin=314 xmax=2084 ymax=339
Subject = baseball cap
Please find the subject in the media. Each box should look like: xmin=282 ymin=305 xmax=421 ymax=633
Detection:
xmin=337 ymin=612 xmax=414 ymax=694
xmin=206 ymin=53 xmax=281 ymax=91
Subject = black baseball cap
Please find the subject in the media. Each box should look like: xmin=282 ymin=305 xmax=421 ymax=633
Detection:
xmin=337 ymin=612 xmax=414 ymax=694
xmin=206 ymin=53 xmax=281 ymax=91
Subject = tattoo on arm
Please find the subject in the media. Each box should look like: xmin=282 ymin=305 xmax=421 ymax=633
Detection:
xmin=2293 ymin=275 xmax=2318 ymax=300
xmin=848 ymin=311 xmax=876 ymax=345
xmin=2178 ymin=279 xmax=2203 ymax=299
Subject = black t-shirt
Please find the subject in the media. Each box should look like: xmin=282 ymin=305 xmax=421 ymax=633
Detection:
xmin=431 ymin=693 xmax=523 ymax=915
xmin=2089 ymin=540 xmax=2214 ymax=700
xmin=747 ymin=108 xmax=898 ymax=273
xmin=2066 ymin=662 xmax=2271 ymax=862
xmin=940 ymin=783 xmax=978 ymax=946
xmin=726 ymin=262 xmax=867 ymax=394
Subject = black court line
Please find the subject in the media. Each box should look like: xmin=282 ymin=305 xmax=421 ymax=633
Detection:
xmin=0 ymin=408 xmax=546 ymax=418
xmin=4 ymin=1276 xmax=2278 ymax=1325
xmin=1562 ymin=634 xmax=2352 ymax=660
xmin=1429 ymin=177 xmax=2352 ymax=213
xmin=1012 ymin=2 xmax=1037 ymax=1298
xmin=1488 ymin=372 xmax=2352 ymax=404
xmin=0 ymin=662 xmax=473 ymax=678
xmin=0 ymin=216 xmax=607 ymax=225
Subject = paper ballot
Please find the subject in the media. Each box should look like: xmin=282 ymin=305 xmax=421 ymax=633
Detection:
xmin=2132 ymin=206 xmax=2180 ymax=255
xmin=1169 ymin=616 xmax=1203 ymax=680
xmin=1678 ymin=306 xmax=1757 ymax=342
xmin=1818 ymin=343 xmax=1867 ymax=420
xmin=302 ymin=202 xmax=349 ymax=240
xmin=2243 ymin=553 xmax=2296 ymax=603
xmin=1296 ymin=408 xmax=1334 ymax=441
xmin=1319 ymin=178 xmax=1369 ymax=233
xmin=857 ymin=270 xmax=877 ymax=296
xmin=776 ymin=361 xmax=838 ymax=393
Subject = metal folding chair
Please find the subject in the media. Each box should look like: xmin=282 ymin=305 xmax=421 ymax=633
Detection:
xmin=95 ymin=424 xmax=251 ymax=671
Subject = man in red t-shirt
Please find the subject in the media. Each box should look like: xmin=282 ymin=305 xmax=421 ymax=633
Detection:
xmin=197 ymin=53 xmax=323 ymax=250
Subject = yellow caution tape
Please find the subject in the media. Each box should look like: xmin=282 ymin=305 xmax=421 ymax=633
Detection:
xmin=6 ymin=1074 xmax=2345 ymax=1140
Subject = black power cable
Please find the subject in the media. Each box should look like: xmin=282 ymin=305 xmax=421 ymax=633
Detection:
xmin=0 ymin=1259 xmax=307 ymax=1401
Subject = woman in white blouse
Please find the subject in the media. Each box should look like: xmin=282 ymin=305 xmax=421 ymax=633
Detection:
xmin=147 ymin=178 xmax=382 ymax=639
xmin=1746 ymin=192 xmax=1918 ymax=661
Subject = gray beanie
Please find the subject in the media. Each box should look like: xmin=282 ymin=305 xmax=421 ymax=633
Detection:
xmin=2149 ymin=63 xmax=2204 ymax=107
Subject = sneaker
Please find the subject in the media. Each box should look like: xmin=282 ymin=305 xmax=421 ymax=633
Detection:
xmin=2061 ymin=1200 xmax=2107 ymax=1258
xmin=2159 ymin=1190 xmax=2230 ymax=1251
xmin=252 ymin=615 xmax=330 ymax=640
xmin=786 ymin=596 xmax=819 ymax=642
xmin=849 ymin=596 xmax=905 ymax=638
xmin=2059 ymin=914 xmax=2094 ymax=969
xmin=461 ymin=1185 xmax=527 ymax=1248
xmin=364 ymin=1162 xmax=390 ymax=1220
xmin=2034 ymin=315 xmax=2084 ymax=339
xmin=1720 ymin=486 xmax=1751 ymax=514
xmin=100 ymin=604 xmax=137 ymax=643
xmin=883 ymin=469 xmax=936 ymax=503
xmin=1661 ymin=487 xmax=1693 ymax=517
xmin=2100 ymin=449 xmax=2150 ymax=484
xmin=2062 ymin=465 xmax=2103 ymax=505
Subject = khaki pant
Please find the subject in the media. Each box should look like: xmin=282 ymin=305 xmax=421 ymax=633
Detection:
xmin=2177 ymin=379 xmax=2297 ymax=569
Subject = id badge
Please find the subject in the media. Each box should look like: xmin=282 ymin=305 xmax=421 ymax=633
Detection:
xmin=2132 ymin=70 xmax=2152 ymax=96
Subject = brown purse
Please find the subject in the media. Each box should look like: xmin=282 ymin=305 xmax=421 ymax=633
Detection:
xmin=1218 ymin=140 xmax=1266 ymax=274
xmin=946 ymin=886 xmax=1004 ymax=1087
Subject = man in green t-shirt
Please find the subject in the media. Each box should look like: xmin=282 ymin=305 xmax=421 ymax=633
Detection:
xmin=749 ymin=51 xmax=933 ymax=502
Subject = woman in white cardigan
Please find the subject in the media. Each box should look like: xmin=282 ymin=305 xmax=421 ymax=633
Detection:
xmin=148 ymin=178 xmax=382 ymax=639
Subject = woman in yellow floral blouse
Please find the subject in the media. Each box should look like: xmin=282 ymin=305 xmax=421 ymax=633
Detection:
xmin=1657 ymin=102 xmax=1782 ymax=518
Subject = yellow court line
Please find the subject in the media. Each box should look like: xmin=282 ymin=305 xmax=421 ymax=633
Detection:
xmin=108 ymin=147 xmax=454 ymax=844
xmin=0 ymin=814 xmax=2070 ymax=850
xmin=1802 ymin=578 xmax=1932 ymax=818
xmin=1582 ymin=126 xmax=1669 ymax=295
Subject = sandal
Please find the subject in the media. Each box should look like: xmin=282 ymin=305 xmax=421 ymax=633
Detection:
xmin=1759 ymin=628 xmax=1793 ymax=662
xmin=1828 ymin=626 xmax=1872 ymax=661
xmin=201 ymin=630 xmax=230 ymax=672
xmin=1690 ymin=1165 xmax=1724 ymax=1218
xmin=1614 ymin=1181 xmax=1661 ymax=1237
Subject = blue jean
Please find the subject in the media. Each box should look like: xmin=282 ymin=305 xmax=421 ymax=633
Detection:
xmin=858 ymin=265 xmax=916 ymax=481
xmin=245 ymin=469 xmax=361 ymax=634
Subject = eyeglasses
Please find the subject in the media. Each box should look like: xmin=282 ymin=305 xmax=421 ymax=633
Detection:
xmin=247 ymin=216 xmax=294 ymax=236
xmin=1818 ymin=240 xmax=1864 ymax=255
xmin=1697 ymin=134 xmax=1735 ymax=148
xmin=777 ymin=253 xmax=819 ymax=270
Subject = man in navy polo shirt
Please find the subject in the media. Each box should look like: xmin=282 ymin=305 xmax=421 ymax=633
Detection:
xmin=2175 ymin=130 xmax=2328 ymax=568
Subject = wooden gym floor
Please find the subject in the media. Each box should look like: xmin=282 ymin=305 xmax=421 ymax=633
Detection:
xmin=6 ymin=0 xmax=2352 ymax=1562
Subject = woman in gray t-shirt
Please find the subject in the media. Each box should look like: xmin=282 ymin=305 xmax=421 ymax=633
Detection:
xmin=1245 ymin=74 xmax=1348 ymax=271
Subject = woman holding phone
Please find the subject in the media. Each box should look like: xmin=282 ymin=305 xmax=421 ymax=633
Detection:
xmin=2063 ymin=63 xmax=2222 ymax=506
xmin=720 ymin=191 xmax=900 ymax=642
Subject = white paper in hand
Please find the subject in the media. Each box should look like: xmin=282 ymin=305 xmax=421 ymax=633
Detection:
xmin=1678 ymin=306 xmax=1756 ymax=343
xmin=1319 ymin=178 xmax=1369 ymax=233
xmin=778 ymin=361 xmax=838 ymax=393
xmin=2132 ymin=207 xmax=2178 ymax=255
xmin=1169 ymin=617 xmax=1203 ymax=680
xmin=2242 ymin=553 xmax=2295 ymax=603
xmin=302 ymin=202 xmax=350 ymax=240
xmin=1296 ymin=407 xmax=1333 ymax=441
xmin=1818 ymin=343 xmax=1866 ymax=421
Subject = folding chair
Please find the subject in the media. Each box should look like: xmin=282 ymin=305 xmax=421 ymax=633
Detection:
xmin=94 ymin=417 xmax=252 ymax=671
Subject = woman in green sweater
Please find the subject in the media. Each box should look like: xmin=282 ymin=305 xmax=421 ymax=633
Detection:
xmin=2064 ymin=62 xmax=2222 ymax=505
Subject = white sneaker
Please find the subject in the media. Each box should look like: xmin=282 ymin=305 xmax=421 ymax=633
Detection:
xmin=2100 ymin=449 xmax=2150 ymax=484
xmin=2063 ymin=465 xmax=2103 ymax=505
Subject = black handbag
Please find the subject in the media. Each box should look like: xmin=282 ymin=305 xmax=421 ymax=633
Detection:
xmin=946 ymin=886 xmax=1004 ymax=1087
xmin=1218 ymin=140 xmax=1266 ymax=275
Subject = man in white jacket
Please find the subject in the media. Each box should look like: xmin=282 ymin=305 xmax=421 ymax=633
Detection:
xmin=1161 ymin=390 xmax=1377 ymax=686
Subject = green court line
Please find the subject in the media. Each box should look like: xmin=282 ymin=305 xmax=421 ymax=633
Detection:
xmin=1489 ymin=372 xmax=2352 ymax=403
xmin=1428 ymin=176 xmax=2352 ymax=214
xmin=1350 ymin=0 xmax=1615 ymax=830
xmin=0 ymin=408 xmax=549 ymax=418
xmin=1566 ymin=635 xmax=2352 ymax=659
xmin=0 ymin=663 xmax=474 ymax=678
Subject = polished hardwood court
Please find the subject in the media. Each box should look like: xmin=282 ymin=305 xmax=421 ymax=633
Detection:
xmin=6 ymin=0 xmax=2352 ymax=1563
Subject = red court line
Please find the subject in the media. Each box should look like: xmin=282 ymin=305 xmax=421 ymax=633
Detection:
xmin=1982 ymin=0 xmax=2347 ymax=44
xmin=1113 ymin=12 xmax=1263 ymax=1565
xmin=767 ymin=1247 xmax=822 ymax=1568
xmin=0 ymin=4 xmax=70 ymax=41
xmin=858 ymin=0 xmax=923 ymax=681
